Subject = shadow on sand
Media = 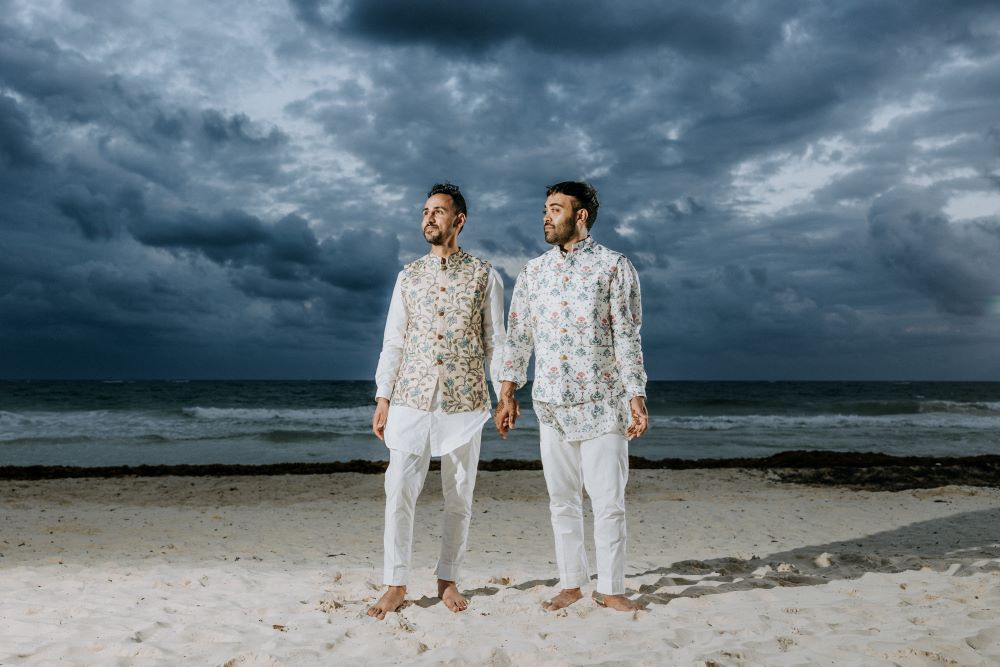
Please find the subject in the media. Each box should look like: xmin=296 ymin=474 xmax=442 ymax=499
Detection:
xmin=499 ymin=508 xmax=1000 ymax=606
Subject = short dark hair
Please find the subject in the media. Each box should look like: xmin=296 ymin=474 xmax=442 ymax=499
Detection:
xmin=546 ymin=181 xmax=599 ymax=230
xmin=427 ymin=183 xmax=467 ymax=217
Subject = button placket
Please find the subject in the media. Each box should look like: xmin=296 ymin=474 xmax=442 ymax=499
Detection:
xmin=558 ymin=261 xmax=573 ymax=374
xmin=436 ymin=259 xmax=448 ymax=371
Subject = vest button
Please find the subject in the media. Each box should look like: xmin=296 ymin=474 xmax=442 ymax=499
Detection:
xmin=437 ymin=334 xmax=444 ymax=340
xmin=436 ymin=359 xmax=444 ymax=365
xmin=440 ymin=287 xmax=446 ymax=292
xmin=438 ymin=311 xmax=444 ymax=316
xmin=560 ymin=328 xmax=567 ymax=333
xmin=560 ymin=354 xmax=568 ymax=361
xmin=560 ymin=301 xmax=568 ymax=306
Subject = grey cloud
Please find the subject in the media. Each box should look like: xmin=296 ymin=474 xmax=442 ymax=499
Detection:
xmin=869 ymin=189 xmax=1000 ymax=316
xmin=200 ymin=110 xmax=290 ymax=153
xmin=128 ymin=208 xmax=398 ymax=293
xmin=54 ymin=183 xmax=145 ymax=242
xmin=317 ymin=228 xmax=400 ymax=291
xmin=291 ymin=0 xmax=774 ymax=59
xmin=3 ymin=1 xmax=1000 ymax=379
xmin=0 ymin=94 xmax=44 ymax=167
xmin=0 ymin=24 xmax=292 ymax=196
xmin=0 ymin=26 xmax=110 ymax=123
xmin=130 ymin=209 xmax=269 ymax=257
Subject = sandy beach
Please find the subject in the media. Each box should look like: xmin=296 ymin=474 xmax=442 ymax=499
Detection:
xmin=2 ymin=467 xmax=999 ymax=666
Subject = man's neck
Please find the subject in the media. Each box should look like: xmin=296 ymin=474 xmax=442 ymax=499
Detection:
xmin=559 ymin=233 xmax=589 ymax=254
xmin=430 ymin=244 xmax=461 ymax=258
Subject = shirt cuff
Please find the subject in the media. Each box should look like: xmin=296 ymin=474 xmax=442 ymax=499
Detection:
xmin=496 ymin=371 xmax=524 ymax=389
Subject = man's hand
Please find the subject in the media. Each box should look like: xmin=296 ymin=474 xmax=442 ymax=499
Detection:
xmin=372 ymin=397 xmax=389 ymax=441
xmin=625 ymin=396 xmax=648 ymax=439
xmin=494 ymin=381 xmax=520 ymax=439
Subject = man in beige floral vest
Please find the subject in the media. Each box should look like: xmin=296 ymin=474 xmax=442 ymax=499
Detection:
xmin=368 ymin=183 xmax=505 ymax=620
xmin=496 ymin=181 xmax=649 ymax=612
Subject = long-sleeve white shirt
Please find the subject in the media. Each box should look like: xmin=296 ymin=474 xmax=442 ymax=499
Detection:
xmin=375 ymin=265 xmax=505 ymax=456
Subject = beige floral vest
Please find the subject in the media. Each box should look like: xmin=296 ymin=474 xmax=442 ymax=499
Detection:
xmin=391 ymin=250 xmax=492 ymax=413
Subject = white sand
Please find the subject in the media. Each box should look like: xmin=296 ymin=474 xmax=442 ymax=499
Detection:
xmin=1 ymin=469 xmax=998 ymax=666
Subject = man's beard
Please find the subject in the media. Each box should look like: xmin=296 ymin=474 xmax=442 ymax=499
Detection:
xmin=423 ymin=224 xmax=448 ymax=245
xmin=544 ymin=221 xmax=575 ymax=246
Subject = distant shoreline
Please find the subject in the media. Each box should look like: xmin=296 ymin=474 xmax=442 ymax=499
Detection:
xmin=2 ymin=450 xmax=998 ymax=490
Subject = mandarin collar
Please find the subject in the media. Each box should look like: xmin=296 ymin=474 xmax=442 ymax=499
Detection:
xmin=426 ymin=248 xmax=467 ymax=268
xmin=552 ymin=235 xmax=595 ymax=260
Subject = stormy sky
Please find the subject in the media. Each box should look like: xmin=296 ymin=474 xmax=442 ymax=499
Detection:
xmin=1 ymin=0 xmax=999 ymax=380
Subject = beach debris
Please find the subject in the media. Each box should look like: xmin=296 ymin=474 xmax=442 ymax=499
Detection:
xmin=271 ymin=624 xmax=287 ymax=632
xmin=318 ymin=599 xmax=344 ymax=613
xmin=814 ymin=552 xmax=833 ymax=568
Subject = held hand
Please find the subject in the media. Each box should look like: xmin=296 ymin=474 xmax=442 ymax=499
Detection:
xmin=372 ymin=398 xmax=389 ymax=441
xmin=494 ymin=384 xmax=520 ymax=440
xmin=625 ymin=396 xmax=648 ymax=439
xmin=494 ymin=396 xmax=520 ymax=439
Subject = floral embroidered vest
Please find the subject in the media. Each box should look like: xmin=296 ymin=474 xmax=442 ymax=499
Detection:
xmin=391 ymin=250 xmax=492 ymax=413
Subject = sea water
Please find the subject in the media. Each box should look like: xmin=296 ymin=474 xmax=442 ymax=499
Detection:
xmin=1 ymin=381 xmax=999 ymax=467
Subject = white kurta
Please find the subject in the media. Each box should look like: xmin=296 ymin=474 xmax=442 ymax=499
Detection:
xmin=373 ymin=256 xmax=505 ymax=585
xmin=374 ymin=266 xmax=505 ymax=455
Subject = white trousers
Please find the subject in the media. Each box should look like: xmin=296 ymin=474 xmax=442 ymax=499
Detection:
xmin=540 ymin=424 xmax=629 ymax=595
xmin=382 ymin=433 xmax=481 ymax=586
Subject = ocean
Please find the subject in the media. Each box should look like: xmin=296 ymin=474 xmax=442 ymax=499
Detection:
xmin=1 ymin=381 xmax=999 ymax=467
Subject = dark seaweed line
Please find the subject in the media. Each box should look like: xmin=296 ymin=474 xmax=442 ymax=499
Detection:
xmin=1 ymin=450 xmax=998 ymax=490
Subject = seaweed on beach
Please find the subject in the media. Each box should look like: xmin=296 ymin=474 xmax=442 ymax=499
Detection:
xmin=0 ymin=451 xmax=998 ymax=490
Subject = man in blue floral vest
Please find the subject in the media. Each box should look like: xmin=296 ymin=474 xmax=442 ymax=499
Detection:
xmin=497 ymin=181 xmax=648 ymax=612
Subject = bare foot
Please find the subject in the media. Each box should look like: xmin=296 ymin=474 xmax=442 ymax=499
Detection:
xmin=438 ymin=579 xmax=468 ymax=612
xmin=592 ymin=591 xmax=646 ymax=611
xmin=367 ymin=585 xmax=406 ymax=620
xmin=541 ymin=588 xmax=583 ymax=612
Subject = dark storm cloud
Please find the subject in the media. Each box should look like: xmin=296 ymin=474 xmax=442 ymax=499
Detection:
xmin=0 ymin=25 xmax=110 ymax=123
xmin=0 ymin=6 xmax=391 ymax=378
xmin=291 ymin=0 xmax=770 ymax=59
xmin=1 ymin=0 xmax=999 ymax=379
xmin=869 ymin=189 xmax=1000 ymax=317
xmin=128 ymin=209 xmax=398 ymax=293
xmin=0 ymin=94 xmax=44 ymax=167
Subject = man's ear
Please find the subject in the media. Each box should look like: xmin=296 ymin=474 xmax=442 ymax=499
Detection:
xmin=576 ymin=208 xmax=589 ymax=229
xmin=456 ymin=212 xmax=467 ymax=234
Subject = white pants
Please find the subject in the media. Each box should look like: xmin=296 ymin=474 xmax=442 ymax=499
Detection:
xmin=540 ymin=424 xmax=629 ymax=595
xmin=382 ymin=433 xmax=481 ymax=586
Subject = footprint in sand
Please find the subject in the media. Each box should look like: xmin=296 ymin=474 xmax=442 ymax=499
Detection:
xmin=966 ymin=627 xmax=1000 ymax=653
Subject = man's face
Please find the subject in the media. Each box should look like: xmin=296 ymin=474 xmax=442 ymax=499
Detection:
xmin=422 ymin=193 xmax=463 ymax=246
xmin=543 ymin=192 xmax=580 ymax=246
